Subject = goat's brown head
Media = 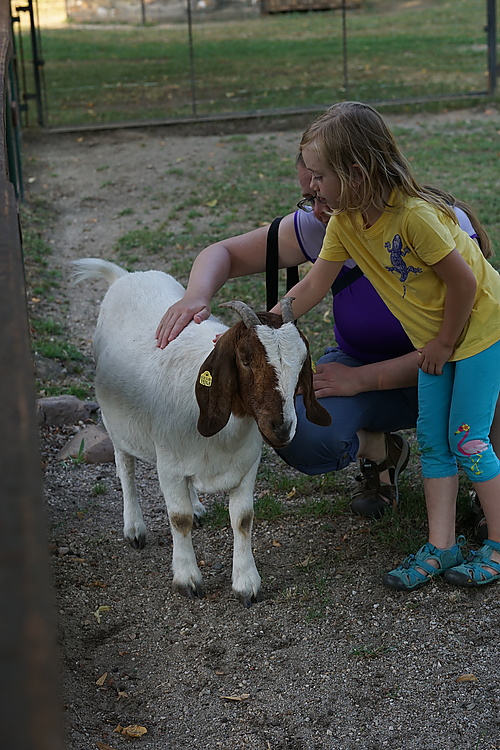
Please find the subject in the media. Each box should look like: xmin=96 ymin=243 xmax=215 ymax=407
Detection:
xmin=195 ymin=298 xmax=331 ymax=448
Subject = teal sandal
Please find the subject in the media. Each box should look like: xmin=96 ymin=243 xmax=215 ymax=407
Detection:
xmin=383 ymin=537 xmax=465 ymax=591
xmin=443 ymin=539 xmax=500 ymax=587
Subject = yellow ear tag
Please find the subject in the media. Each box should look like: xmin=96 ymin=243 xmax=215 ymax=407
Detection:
xmin=311 ymin=358 xmax=316 ymax=373
xmin=199 ymin=370 xmax=213 ymax=387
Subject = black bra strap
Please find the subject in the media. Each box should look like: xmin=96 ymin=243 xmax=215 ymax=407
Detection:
xmin=286 ymin=265 xmax=299 ymax=296
xmin=266 ymin=217 xmax=281 ymax=309
xmin=266 ymin=217 xmax=300 ymax=310
xmin=266 ymin=216 xmax=363 ymax=310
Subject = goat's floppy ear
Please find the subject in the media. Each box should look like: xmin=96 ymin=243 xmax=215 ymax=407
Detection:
xmin=195 ymin=328 xmax=239 ymax=437
xmin=298 ymin=338 xmax=332 ymax=427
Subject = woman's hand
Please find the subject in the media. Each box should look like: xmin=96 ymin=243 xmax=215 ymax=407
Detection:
xmin=156 ymin=297 xmax=211 ymax=349
xmin=311 ymin=362 xmax=365 ymax=398
xmin=417 ymin=338 xmax=454 ymax=375
xmin=301 ymin=351 xmax=420 ymax=397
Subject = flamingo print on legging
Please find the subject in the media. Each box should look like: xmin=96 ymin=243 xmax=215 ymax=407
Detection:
xmin=455 ymin=423 xmax=489 ymax=475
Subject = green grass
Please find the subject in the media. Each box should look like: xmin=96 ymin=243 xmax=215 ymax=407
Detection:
xmin=254 ymin=494 xmax=286 ymax=521
xmin=91 ymin=482 xmax=108 ymax=497
xmin=18 ymin=0 xmax=493 ymax=127
xmin=350 ymin=644 xmax=396 ymax=659
xmin=30 ymin=318 xmax=85 ymax=361
xmin=32 ymin=336 xmax=84 ymax=361
xmin=21 ymin=198 xmax=91 ymax=397
xmin=41 ymin=384 xmax=91 ymax=399
xmin=203 ymin=499 xmax=230 ymax=529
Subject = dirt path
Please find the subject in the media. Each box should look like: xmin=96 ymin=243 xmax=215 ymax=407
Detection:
xmin=25 ymin=111 xmax=500 ymax=750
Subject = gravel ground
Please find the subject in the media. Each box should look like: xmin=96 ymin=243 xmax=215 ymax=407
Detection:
xmin=25 ymin=109 xmax=500 ymax=750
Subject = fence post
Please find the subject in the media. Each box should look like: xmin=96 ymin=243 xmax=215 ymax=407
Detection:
xmin=486 ymin=0 xmax=497 ymax=95
xmin=341 ymin=0 xmax=349 ymax=99
xmin=0 ymin=1 xmax=65 ymax=747
xmin=186 ymin=0 xmax=197 ymax=116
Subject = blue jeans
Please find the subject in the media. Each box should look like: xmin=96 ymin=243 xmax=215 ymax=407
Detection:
xmin=277 ymin=347 xmax=418 ymax=475
xmin=418 ymin=339 xmax=500 ymax=482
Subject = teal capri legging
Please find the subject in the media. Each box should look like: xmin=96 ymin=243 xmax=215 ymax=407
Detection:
xmin=418 ymin=339 xmax=500 ymax=482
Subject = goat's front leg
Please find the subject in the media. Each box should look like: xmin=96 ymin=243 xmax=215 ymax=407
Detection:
xmin=228 ymin=457 xmax=261 ymax=607
xmin=157 ymin=467 xmax=204 ymax=600
xmin=115 ymin=448 xmax=147 ymax=549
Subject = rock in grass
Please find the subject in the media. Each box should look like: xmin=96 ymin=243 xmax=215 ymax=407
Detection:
xmin=37 ymin=395 xmax=99 ymax=426
xmin=55 ymin=425 xmax=114 ymax=464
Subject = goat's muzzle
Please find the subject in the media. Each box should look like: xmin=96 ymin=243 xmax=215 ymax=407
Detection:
xmin=260 ymin=418 xmax=296 ymax=450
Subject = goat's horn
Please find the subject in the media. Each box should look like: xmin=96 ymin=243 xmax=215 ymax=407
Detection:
xmin=280 ymin=296 xmax=295 ymax=324
xmin=219 ymin=300 xmax=261 ymax=328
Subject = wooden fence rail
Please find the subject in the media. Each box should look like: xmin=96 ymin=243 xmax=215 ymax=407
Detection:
xmin=0 ymin=0 xmax=65 ymax=747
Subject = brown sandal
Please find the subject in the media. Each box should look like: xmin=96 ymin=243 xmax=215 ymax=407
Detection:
xmin=350 ymin=433 xmax=410 ymax=519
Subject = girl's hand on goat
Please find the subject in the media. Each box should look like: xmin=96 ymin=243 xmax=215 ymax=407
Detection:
xmin=156 ymin=297 xmax=211 ymax=348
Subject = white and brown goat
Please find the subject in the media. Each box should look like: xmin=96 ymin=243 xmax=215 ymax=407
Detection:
xmin=71 ymin=258 xmax=330 ymax=606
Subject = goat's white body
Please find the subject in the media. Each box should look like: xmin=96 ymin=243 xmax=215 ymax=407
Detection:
xmin=94 ymin=268 xmax=262 ymax=489
xmin=74 ymin=259 xmax=264 ymax=603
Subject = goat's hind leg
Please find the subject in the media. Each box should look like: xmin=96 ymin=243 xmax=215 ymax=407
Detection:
xmin=229 ymin=459 xmax=262 ymax=607
xmin=115 ymin=448 xmax=147 ymax=549
xmin=157 ymin=469 xmax=204 ymax=600
xmin=190 ymin=484 xmax=206 ymax=529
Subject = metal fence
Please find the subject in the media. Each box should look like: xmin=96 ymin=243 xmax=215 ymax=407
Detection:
xmin=10 ymin=0 xmax=498 ymax=133
xmin=0 ymin=0 xmax=65 ymax=747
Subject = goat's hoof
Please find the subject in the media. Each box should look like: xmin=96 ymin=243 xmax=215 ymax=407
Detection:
xmin=192 ymin=499 xmax=206 ymax=525
xmin=192 ymin=513 xmax=204 ymax=530
xmin=174 ymin=582 xmax=205 ymax=600
xmin=128 ymin=534 xmax=146 ymax=550
xmin=238 ymin=590 xmax=262 ymax=608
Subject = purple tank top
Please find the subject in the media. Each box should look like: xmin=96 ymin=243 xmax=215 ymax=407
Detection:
xmin=293 ymin=206 xmax=477 ymax=365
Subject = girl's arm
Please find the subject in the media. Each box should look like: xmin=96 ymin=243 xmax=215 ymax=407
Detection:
xmin=269 ymin=257 xmax=345 ymax=319
xmin=418 ymin=248 xmax=477 ymax=375
xmin=156 ymin=214 xmax=305 ymax=348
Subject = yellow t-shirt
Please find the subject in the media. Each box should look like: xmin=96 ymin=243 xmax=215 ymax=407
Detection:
xmin=319 ymin=191 xmax=500 ymax=361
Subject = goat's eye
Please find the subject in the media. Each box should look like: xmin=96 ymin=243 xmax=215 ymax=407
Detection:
xmin=240 ymin=359 xmax=250 ymax=367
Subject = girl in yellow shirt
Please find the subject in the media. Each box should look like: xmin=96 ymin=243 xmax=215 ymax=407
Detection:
xmin=272 ymin=101 xmax=500 ymax=590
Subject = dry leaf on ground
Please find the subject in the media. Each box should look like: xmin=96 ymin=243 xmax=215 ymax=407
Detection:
xmin=221 ymin=694 xmax=251 ymax=701
xmin=94 ymin=605 xmax=111 ymax=624
xmin=114 ymin=724 xmax=148 ymax=738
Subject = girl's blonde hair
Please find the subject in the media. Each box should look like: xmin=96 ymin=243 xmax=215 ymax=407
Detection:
xmin=423 ymin=185 xmax=492 ymax=259
xmin=300 ymin=101 xmax=457 ymax=223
